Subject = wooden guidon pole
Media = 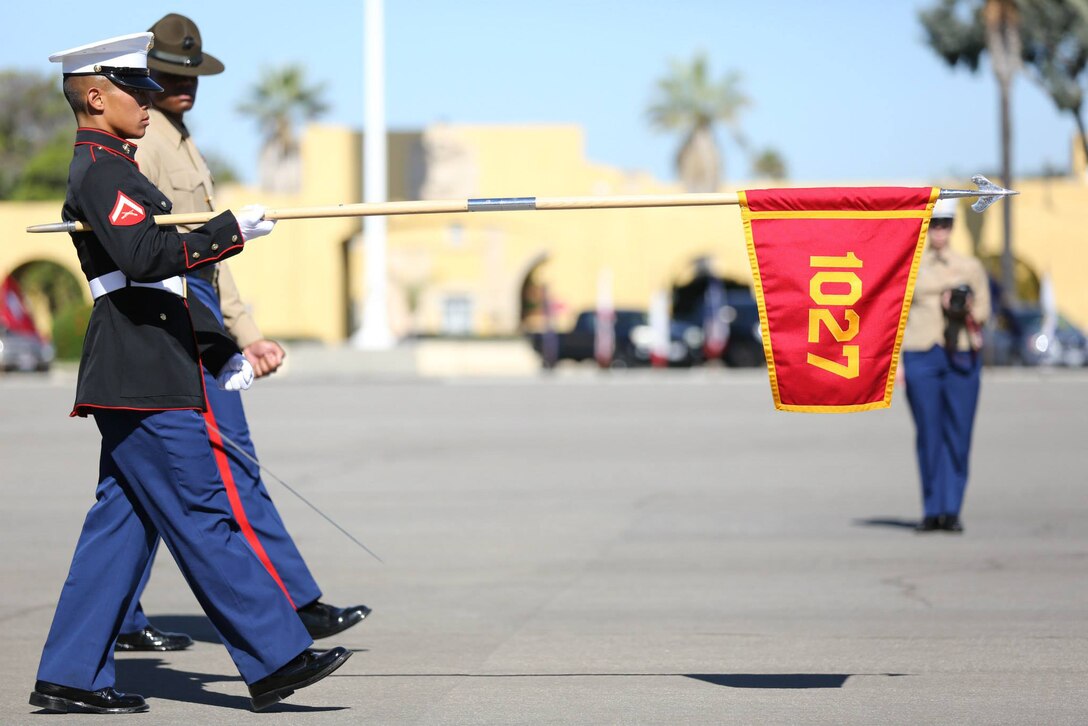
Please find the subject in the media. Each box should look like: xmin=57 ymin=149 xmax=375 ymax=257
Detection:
xmin=25 ymin=193 xmax=743 ymax=234
xmin=24 ymin=176 xmax=1017 ymax=234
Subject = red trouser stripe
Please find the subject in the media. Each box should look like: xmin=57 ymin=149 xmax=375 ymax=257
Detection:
xmin=203 ymin=405 xmax=296 ymax=608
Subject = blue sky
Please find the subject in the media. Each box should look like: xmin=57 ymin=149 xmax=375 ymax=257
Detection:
xmin=8 ymin=0 xmax=1076 ymax=187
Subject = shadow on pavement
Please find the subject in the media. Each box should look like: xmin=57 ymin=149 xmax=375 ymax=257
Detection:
xmin=140 ymin=614 xmax=219 ymax=644
xmin=687 ymin=673 xmax=865 ymax=688
xmin=853 ymin=517 xmax=920 ymax=530
xmin=343 ymin=672 xmax=909 ymax=689
xmin=115 ymin=657 xmax=350 ymax=712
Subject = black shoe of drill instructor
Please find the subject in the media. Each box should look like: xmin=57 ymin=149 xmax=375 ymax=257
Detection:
xmin=298 ymin=601 xmax=372 ymax=639
xmin=248 ymin=647 xmax=352 ymax=711
xmin=914 ymin=516 xmax=941 ymax=533
xmin=940 ymin=514 xmax=965 ymax=533
xmin=115 ymin=625 xmax=194 ymax=652
xmin=30 ymin=681 xmax=148 ymax=714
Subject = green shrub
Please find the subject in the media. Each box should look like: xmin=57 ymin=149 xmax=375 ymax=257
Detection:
xmin=52 ymin=302 xmax=92 ymax=361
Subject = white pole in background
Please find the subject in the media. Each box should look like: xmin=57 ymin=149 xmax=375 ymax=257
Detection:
xmin=649 ymin=289 xmax=670 ymax=368
xmin=356 ymin=0 xmax=394 ymax=349
xmin=594 ymin=268 xmax=615 ymax=368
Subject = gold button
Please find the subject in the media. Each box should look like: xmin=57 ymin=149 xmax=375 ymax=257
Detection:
xmin=159 ymin=313 xmax=167 ymax=321
xmin=211 ymin=243 xmax=219 ymax=250
xmin=161 ymin=201 xmax=168 ymax=208
xmin=192 ymin=252 xmax=200 ymax=259
xmin=231 ymin=235 xmax=239 ymax=242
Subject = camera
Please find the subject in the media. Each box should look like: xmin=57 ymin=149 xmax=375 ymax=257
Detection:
xmin=946 ymin=284 xmax=972 ymax=321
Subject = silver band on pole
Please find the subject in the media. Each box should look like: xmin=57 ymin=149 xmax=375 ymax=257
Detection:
xmin=467 ymin=197 xmax=538 ymax=212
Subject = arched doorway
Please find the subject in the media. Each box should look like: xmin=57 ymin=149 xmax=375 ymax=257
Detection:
xmin=979 ymin=254 xmax=1040 ymax=306
xmin=8 ymin=259 xmax=85 ymax=339
xmin=518 ymin=252 xmax=551 ymax=333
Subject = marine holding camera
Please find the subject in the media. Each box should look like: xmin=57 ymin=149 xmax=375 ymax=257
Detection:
xmin=900 ymin=199 xmax=990 ymax=534
xmin=943 ymin=283 xmax=983 ymax=355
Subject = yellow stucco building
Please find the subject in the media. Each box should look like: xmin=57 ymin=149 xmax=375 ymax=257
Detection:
xmin=2 ymin=123 xmax=1086 ymax=344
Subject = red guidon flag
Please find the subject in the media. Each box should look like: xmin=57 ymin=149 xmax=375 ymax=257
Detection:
xmin=739 ymin=186 xmax=938 ymax=413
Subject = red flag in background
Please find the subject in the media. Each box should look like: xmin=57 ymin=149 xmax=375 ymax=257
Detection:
xmin=740 ymin=187 xmax=937 ymax=412
xmin=1 ymin=275 xmax=42 ymax=339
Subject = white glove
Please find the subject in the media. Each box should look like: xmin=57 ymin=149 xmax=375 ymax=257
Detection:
xmin=236 ymin=205 xmax=276 ymax=241
xmin=216 ymin=353 xmax=254 ymax=391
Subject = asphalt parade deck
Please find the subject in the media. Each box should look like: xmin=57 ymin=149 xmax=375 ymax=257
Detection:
xmin=2 ymin=365 xmax=1086 ymax=724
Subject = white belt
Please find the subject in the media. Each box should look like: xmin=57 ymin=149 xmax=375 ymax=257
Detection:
xmin=88 ymin=270 xmax=185 ymax=300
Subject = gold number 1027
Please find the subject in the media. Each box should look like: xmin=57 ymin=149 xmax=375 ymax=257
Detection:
xmin=806 ymin=253 xmax=862 ymax=379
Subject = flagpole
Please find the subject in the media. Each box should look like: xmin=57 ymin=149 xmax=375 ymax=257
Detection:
xmin=355 ymin=0 xmax=394 ymax=349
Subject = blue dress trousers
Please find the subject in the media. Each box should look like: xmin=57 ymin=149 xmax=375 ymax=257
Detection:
xmin=121 ymin=274 xmax=323 ymax=635
xmin=903 ymin=345 xmax=982 ymax=519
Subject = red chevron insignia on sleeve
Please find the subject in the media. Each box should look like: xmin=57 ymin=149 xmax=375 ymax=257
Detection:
xmin=109 ymin=191 xmax=146 ymax=226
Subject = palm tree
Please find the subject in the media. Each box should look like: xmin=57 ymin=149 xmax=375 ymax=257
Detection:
xmin=751 ymin=147 xmax=788 ymax=181
xmin=647 ymin=53 xmax=750 ymax=192
xmin=237 ymin=65 xmax=329 ymax=193
xmin=1018 ymin=0 xmax=1088 ymax=175
xmin=920 ymin=0 xmax=1022 ymax=305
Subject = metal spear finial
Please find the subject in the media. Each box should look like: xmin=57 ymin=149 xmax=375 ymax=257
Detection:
xmin=938 ymin=174 xmax=1018 ymax=213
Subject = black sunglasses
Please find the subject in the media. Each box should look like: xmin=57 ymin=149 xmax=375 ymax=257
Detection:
xmin=929 ymin=218 xmax=953 ymax=229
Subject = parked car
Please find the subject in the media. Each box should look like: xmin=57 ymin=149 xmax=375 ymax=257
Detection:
xmin=983 ymin=306 xmax=1088 ymax=367
xmin=672 ymin=286 xmax=765 ymax=368
xmin=718 ymin=295 xmax=765 ymax=368
xmin=0 ymin=325 xmax=54 ymax=372
xmin=528 ymin=309 xmax=647 ymax=367
xmin=627 ymin=319 xmax=704 ymax=367
xmin=528 ymin=309 xmax=704 ymax=368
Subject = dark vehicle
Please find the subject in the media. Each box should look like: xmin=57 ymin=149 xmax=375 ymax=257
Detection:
xmin=529 ymin=309 xmax=703 ymax=368
xmin=672 ymin=277 xmax=765 ymax=367
xmin=529 ymin=310 xmax=648 ymax=367
xmin=984 ymin=306 xmax=1088 ymax=367
xmin=627 ymin=318 xmax=705 ymax=367
xmin=0 ymin=325 xmax=54 ymax=372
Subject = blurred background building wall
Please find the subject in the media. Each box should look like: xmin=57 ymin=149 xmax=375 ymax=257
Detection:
xmin=3 ymin=122 xmax=1086 ymax=343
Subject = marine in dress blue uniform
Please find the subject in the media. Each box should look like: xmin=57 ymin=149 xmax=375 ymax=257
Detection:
xmin=112 ymin=13 xmax=370 ymax=652
xmin=30 ymin=32 xmax=350 ymax=715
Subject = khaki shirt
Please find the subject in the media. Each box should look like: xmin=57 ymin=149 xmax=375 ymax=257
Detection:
xmin=902 ymin=245 xmax=991 ymax=352
xmin=136 ymin=108 xmax=263 ymax=348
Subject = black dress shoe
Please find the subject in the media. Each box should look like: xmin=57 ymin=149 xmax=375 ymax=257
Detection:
xmin=298 ymin=601 xmax=372 ymax=639
xmin=941 ymin=514 xmax=964 ymax=533
xmin=115 ymin=624 xmax=194 ymax=651
xmin=914 ymin=516 xmax=941 ymax=532
xmin=30 ymin=680 xmax=148 ymax=714
xmin=249 ymin=647 xmax=352 ymax=711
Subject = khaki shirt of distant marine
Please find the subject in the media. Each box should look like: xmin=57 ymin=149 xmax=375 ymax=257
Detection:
xmin=902 ymin=245 xmax=991 ymax=352
xmin=135 ymin=108 xmax=264 ymax=348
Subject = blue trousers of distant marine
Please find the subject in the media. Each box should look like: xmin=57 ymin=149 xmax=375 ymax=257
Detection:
xmin=37 ymin=408 xmax=312 ymax=690
xmin=121 ymin=276 xmax=322 ymax=635
xmin=903 ymin=345 xmax=981 ymax=519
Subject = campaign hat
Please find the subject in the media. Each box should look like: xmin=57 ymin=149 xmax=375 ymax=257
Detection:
xmin=49 ymin=32 xmax=163 ymax=92
xmin=147 ymin=13 xmax=224 ymax=76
